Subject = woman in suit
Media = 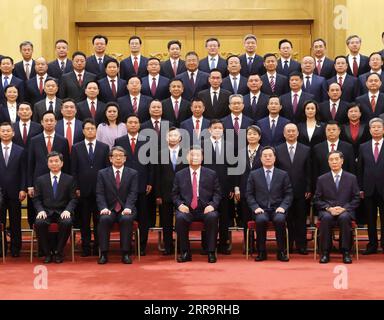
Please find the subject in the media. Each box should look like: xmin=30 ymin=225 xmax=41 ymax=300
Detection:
xmin=96 ymin=102 xmax=127 ymax=150
xmin=235 ymin=125 xmax=263 ymax=253
xmin=0 ymin=85 xmax=19 ymax=124
xmin=297 ymin=100 xmax=326 ymax=149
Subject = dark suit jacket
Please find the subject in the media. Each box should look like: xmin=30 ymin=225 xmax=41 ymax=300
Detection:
xmin=239 ymin=54 xmax=266 ymax=78
xmin=256 ymin=116 xmax=291 ymax=147
xmin=140 ymin=75 xmax=170 ymax=101
xmin=114 ymin=134 xmax=154 ymax=193
xmin=32 ymin=98 xmax=62 ymax=123
xmin=58 ymin=71 xmax=97 ymax=102
xmin=314 ymin=171 xmax=360 ymax=219
xmin=0 ymin=104 xmax=19 ymax=123
xmin=340 ymin=122 xmax=370 ymax=159
xmin=25 ymin=76 xmax=46 ymax=105
xmin=297 ymin=121 xmax=326 ymax=149
xmin=0 ymin=75 xmax=25 ymax=106
xmin=120 ymin=56 xmax=148 ymax=80
xmin=28 ymin=133 xmax=70 ymax=187
xmin=260 ymin=73 xmax=289 ymax=96
xmin=327 ymin=74 xmax=360 ymax=102
xmin=55 ymin=119 xmax=84 ymax=145
xmin=161 ymin=97 xmax=191 ymax=127
xmin=313 ymin=57 xmax=336 ymax=80
xmin=175 ymin=70 xmax=210 ymax=101
xmin=172 ymin=166 xmax=221 ymax=211
xmin=246 ymin=167 xmax=293 ymax=212
xmin=358 ymin=72 xmax=384 ymax=94
xmin=12 ymin=121 xmax=43 ymax=149
xmin=198 ymin=88 xmax=231 ymax=119
xmin=47 ymin=59 xmax=73 ymax=80
xmin=356 ymin=93 xmax=384 ymax=122
xmin=243 ymin=93 xmax=269 ymax=121
xmin=85 ymin=54 xmax=114 ymax=79
xmin=33 ymin=172 xmax=78 ymax=216
xmin=221 ymin=75 xmax=249 ymax=95
xmin=98 ymin=77 xmax=128 ymax=103
xmin=70 ymin=140 xmax=110 ymax=196
xmin=96 ymin=166 xmax=138 ymax=212
xmin=180 ymin=117 xmax=210 ymax=146
xmin=357 ymin=140 xmax=384 ymax=197
xmin=275 ymin=142 xmax=311 ymax=197
xmin=140 ymin=119 xmax=173 ymax=147
xmin=302 ymin=74 xmax=328 ymax=103
xmin=276 ymin=58 xmax=302 ymax=76
xmin=346 ymin=54 xmax=370 ymax=77
xmin=198 ymin=56 xmax=228 ymax=77
xmin=318 ymin=100 xmax=349 ymax=124
xmin=0 ymin=143 xmax=26 ymax=199
xmin=160 ymin=59 xmax=186 ymax=79
xmin=238 ymin=147 xmax=263 ymax=195
xmin=280 ymin=91 xmax=315 ymax=123
xmin=76 ymin=99 xmax=106 ymax=126
xmin=13 ymin=60 xmax=36 ymax=81
xmin=221 ymin=113 xmax=254 ymax=152
xmin=117 ymin=94 xmax=152 ymax=123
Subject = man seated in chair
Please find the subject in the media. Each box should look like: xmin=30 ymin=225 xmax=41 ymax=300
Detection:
xmin=246 ymin=146 xmax=293 ymax=262
xmin=96 ymin=146 xmax=138 ymax=265
xmin=33 ymin=151 xmax=78 ymax=263
xmin=172 ymin=146 xmax=221 ymax=263
xmin=314 ymin=150 xmax=360 ymax=264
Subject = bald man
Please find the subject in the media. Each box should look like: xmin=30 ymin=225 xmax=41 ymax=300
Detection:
xmin=25 ymin=57 xmax=49 ymax=105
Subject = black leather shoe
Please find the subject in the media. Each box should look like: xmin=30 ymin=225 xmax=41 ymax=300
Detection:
xmin=162 ymin=249 xmax=173 ymax=256
xmin=44 ymin=255 xmax=53 ymax=263
xmin=277 ymin=251 xmax=289 ymax=262
xmin=122 ymin=254 xmax=132 ymax=264
xmin=55 ymin=254 xmax=64 ymax=263
xmin=297 ymin=248 xmax=308 ymax=255
xmin=208 ymin=252 xmax=217 ymax=263
xmin=177 ymin=252 xmax=192 ymax=263
xmin=254 ymin=251 xmax=267 ymax=261
xmin=11 ymin=252 xmax=20 ymax=258
xmin=98 ymin=254 xmax=108 ymax=264
xmin=343 ymin=251 xmax=352 ymax=264
xmin=362 ymin=246 xmax=377 ymax=255
xmin=319 ymin=252 xmax=330 ymax=263
xmin=140 ymin=249 xmax=146 ymax=256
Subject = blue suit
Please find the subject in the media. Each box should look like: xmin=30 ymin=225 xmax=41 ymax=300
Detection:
xmin=120 ymin=56 xmax=149 ymax=80
xmin=140 ymin=75 xmax=170 ymax=101
xmin=256 ymin=116 xmax=290 ymax=147
xmin=175 ymin=70 xmax=210 ymax=101
xmin=221 ymin=75 xmax=249 ymax=95
xmin=55 ymin=119 xmax=84 ymax=146
xmin=302 ymin=74 xmax=328 ymax=102
xmin=117 ymin=94 xmax=152 ymax=123
xmin=98 ymin=77 xmax=128 ymax=103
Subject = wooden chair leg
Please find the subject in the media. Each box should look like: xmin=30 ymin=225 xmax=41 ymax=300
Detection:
xmin=355 ymin=228 xmax=359 ymax=261
xmin=314 ymin=228 xmax=318 ymax=261
xmin=137 ymin=228 xmax=140 ymax=262
xmin=286 ymin=227 xmax=289 ymax=259
xmin=30 ymin=229 xmax=34 ymax=263
xmin=246 ymin=228 xmax=249 ymax=260
xmin=2 ymin=230 xmax=5 ymax=264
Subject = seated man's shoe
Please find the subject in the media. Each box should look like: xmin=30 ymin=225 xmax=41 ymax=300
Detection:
xmin=121 ymin=254 xmax=132 ymax=264
xmin=162 ymin=249 xmax=173 ymax=256
xmin=11 ymin=252 xmax=20 ymax=258
xmin=254 ymin=251 xmax=267 ymax=262
xmin=55 ymin=254 xmax=64 ymax=264
xmin=297 ymin=248 xmax=308 ymax=255
xmin=319 ymin=252 xmax=330 ymax=264
xmin=362 ymin=246 xmax=377 ymax=255
xmin=343 ymin=251 xmax=352 ymax=264
xmin=98 ymin=253 xmax=108 ymax=264
xmin=44 ymin=255 xmax=53 ymax=264
xmin=277 ymin=251 xmax=289 ymax=262
xmin=208 ymin=252 xmax=217 ymax=263
xmin=139 ymin=249 xmax=146 ymax=256
xmin=177 ymin=252 xmax=192 ymax=263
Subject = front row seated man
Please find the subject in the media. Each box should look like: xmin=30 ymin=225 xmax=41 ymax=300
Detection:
xmin=33 ymin=151 xmax=78 ymax=263
xmin=96 ymin=146 xmax=138 ymax=265
xmin=172 ymin=147 xmax=221 ymax=263
xmin=246 ymin=146 xmax=293 ymax=262
xmin=314 ymin=150 xmax=360 ymax=264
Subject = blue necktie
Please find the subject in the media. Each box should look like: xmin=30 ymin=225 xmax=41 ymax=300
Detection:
xmin=248 ymin=57 xmax=253 ymax=73
xmin=171 ymin=150 xmax=177 ymax=171
xmin=52 ymin=176 xmax=58 ymax=198
xmin=335 ymin=174 xmax=340 ymax=190
xmin=88 ymin=142 xmax=94 ymax=163
xmin=305 ymin=76 xmax=311 ymax=89
xmin=233 ymin=77 xmax=238 ymax=94
xmin=271 ymin=119 xmax=276 ymax=138
xmin=283 ymin=60 xmax=289 ymax=74
xmin=210 ymin=58 xmax=216 ymax=70
xmin=251 ymin=96 xmax=257 ymax=113
xmin=98 ymin=58 xmax=103 ymax=72
xmin=266 ymin=170 xmax=271 ymax=191
xmin=3 ymin=76 xmax=9 ymax=88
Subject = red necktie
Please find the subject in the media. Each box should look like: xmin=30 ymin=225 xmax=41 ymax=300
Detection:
xmin=174 ymin=100 xmax=179 ymax=118
xmin=371 ymin=95 xmax=376 ymax=112
xmin=331 ymin=103 xmax=337 ymax=119
xmin=338 ymin=76 xmax=343 ymax=87
xmin=111 ymin=79 xmax=117 ymax=97
xmin=233 ymin=117 xmax=240 ymax=134
xmin=130 ymin=137 xmax=136 ymax=154
xmin=114 ymin=170 xmax=122 ymax=212
xmin=173 ymin=60 xmax=177 ymax=77
xmin=66 ymin=121 xmax=72 ymax=153
xmin=292 ymin=93 xmax=298 ymax=114
xmin=317 ymin=59 xmax=322 ymax=74
xmin=47 ymin=135 xmax=52 ymax=153
xmin=133 ymin=57 xmax=139 ymax=74
xmin=353 ymin=57 xmax=358 ymax=77
xmin=22 ymin=123 xmax=27 ymax=145
xmin=39 ymin=76 xmax=44 ymax=95
xmin=151 ymin=77 xmax=157 ymax=97
xmin=195 ymin=119 xmax=200 ymax=136
xmin=132 ymin=97 xmax=138 ymax=113
xmin=90 ymin=101 xmax=96 ymax=118
xmin=191 ymin=171 xmax=198 ymax=209
xmin=331 ymin=143 xmax=335 ymax=152
xmin=78 ymin=73 xmax=83 ymax=86
xmin=374 ymin=142 xmax=380 ymax=163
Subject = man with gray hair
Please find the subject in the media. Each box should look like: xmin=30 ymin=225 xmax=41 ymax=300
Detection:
xmin=239 ymin=34 xmax=265 ymax=77
xmin=358 ymin=117 xmax=384 ymax=255
xmin=345 ymin=35 xmax=370 ymax=77
xmin=13 ymin=41 xmax=36 ymax=81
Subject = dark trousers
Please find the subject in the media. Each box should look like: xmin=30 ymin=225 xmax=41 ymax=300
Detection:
xmin=27 ymin=195 xmax=36 ymax=229
xmin=35 ymin=214 xmax=72 ymax=256
xmin=0 ymin=196 xmax=22 ymax=254
xmin=240 ymin=198 xmax=254 ymax=248
xmin=254 ymin=210 xmax=287 ymax=252
xmin=79 ymin=195 xmax=99 ymax=252
xmin=137 ymin=193 xmax=149 ymax=250
xmin=287 ymin=197 xmax=308 ymax=250
xmin=159 ymin=200 xmax=175 ymax=252
xmin=365 ymin=189 xmax=384 ymax=248
xmin=147 ymin=187 xmax=157 ymax=228
xmin=218 ymin=197 xmax=230 ymax=248
xmin=98 ymin=210 xmax=137 ymax=253
xmin=175 ymin=209 xmax=219 ymax=253
xmin=319 ymin=211 xmax=352 ymax=253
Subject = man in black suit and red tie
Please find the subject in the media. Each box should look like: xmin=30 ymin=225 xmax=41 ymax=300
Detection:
xmin=86 ymin=35 xmax=114 ymax=80
xmin=77 ymin=81 xmax=106 ymax=126
xmin=260 ymin=53 xmax=289 ymax=96
xmin=276 ymin=39 xmax=302 ymax=76
xmin=120 ymin=36 xmax=148 ymax=81
xmin=47 ymin=39 xmax=73 ymax=81
xmin=314 ymin=150 xmax=360 ymax=263
xmin=358 ymin=53 xmax=384 ymax=94
xmin=98 ymin=59 xmax=128 ymax=103
xmin=246 ymin=146 xmax=293 ymax=262
xmin=312 ymin=38 xmax=336 ymax=80
xmin=198 ymin=38 xmax=228 ymax=77
xmin=25 ymin=57 xmax=48 ymax=106
xmin=96 ymin=146 xmax=138 ymax=264
xmin=239 ymin=34 xmax=265 ymax=77
xmin=141 ymin=58 xmax=170 ymax=101
xmin=13 ymin=41 xmax=36 ymax=81
xmin=319 ymin=83 xmax=349 ymax=124
xmin=172 ymin=147 xmax=221 ymax=263
xmin=160 ymin=40 xmax=186 ymax=79
xmin=33 ymin=151 xmax=78 ymax=263
xmin=346 ymin=35 xmax=370 ymax=77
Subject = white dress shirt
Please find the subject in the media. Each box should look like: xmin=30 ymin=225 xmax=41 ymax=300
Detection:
xmin=291 ymin=90 xmax=302 ymax=104
xmin=6 ymin=102 xmax=17 ymax=123
xmin=210 ymin=87 xmax=221 ymax=104
xmin=330 ymin=100 xmax=340 ymax=113
xmin=36 ymin=74 xmax=48 ymax=88
xmin=112 ymin=166 xmax=124 ymax=178
xmin=87 ymin=98 xmax=98 ymax=111
xmin=50 ymin=171 xmax=61 ymax=185
xmin=107 ymin=76 xmax=118 ymax=91
xmin=19 ymin=120 xmax=31 ymax=137
xmin=231 ymin=113 xmax=243 ymax=128
xmin=45 ymin=97 xmax=57 ymax=111
xmin=372 ymin=138 xmax=383 ymax=153
xmin=208 ymin=55 xmax=219 ymax=68
xmin=63 ymin=118 xmax=75 ymax=142
xmin=148 ymin=74 xmax=159 ymax=87
xmin=131 ymin=55 xmax=141 ymax=66
xmin=44 ymin=132 xmax=55 ymax=146
xmin=327 ymin=139 xmax=339 ymax=152
xmin=84 ymin=139 xmax=97 ymax=152
xmin=348 ymin=54 xmax=360 ymax=69
xmin=269 ymin=115 xmax=279 ymax=128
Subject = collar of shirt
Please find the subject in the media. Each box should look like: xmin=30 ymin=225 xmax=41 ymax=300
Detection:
xmin=50 ymin=171 xmax=61 ymax=183
xmin=107 ymin=76 xmax=118 ymax=83
xmin=112 ymin=166 xmax=124 ymax=176
xmin=128 ymin=133 xmax=139 ymax=141
xmin=75 ymin=70 xmax=85 ymax=78
xmin=37 ymin=74 xmax=48 ymax=84
xmin=2 ymin=74 xmax=12 ymax=82
xmin=332 ymin=169 xmax=343 ymax=180
xmin=85 ymin=138 xmax=96 ymax=148
xmin=291 ymin=90 xmax=302 ymax=98
xmin=95 ymin=54 xmax=105 ymax=62
xmin=23 ymin=60 xmax=33 ymax=68
xmin=337 ymin=73 xmax=347 ymax=81
xmin=330 ymin=100 xmax=340 ymax=108
xmin=58 ymin=58 xmax=67 ymax=65
xmin=348 ymin=54 xmax=360 ymax=65
xmin=263 ymin=166 xmax=274 ymax=176
xmin=304 ymin=73 xmax=313 ymax=80
xmin=369 ymin=92 xmax=379 ymax=100
xmin=64 ymin=118 xmax=75 ymax=127
xmin=251 ymin=92 xmax=260 ymax=100
xmin=169 ymin=145 xmax=180 ymax=155
xmin=46 ymin=97 xmax=56 ymax=104
xmin=189 ymin=166 xmax=201 ymax=179
xmin=283 ymin=58 xmax=291 ymax=64
xmin=286 ymin=142 xmax=297 ymax=150
xmin=44 ymin=132 xmax=55 ymax=140
xmin=131 ymin=55 xmax=141 ymax=63
xmin=371 ymin=69 xmax=382 ymax=75
xmin=209 ymin=54 xmax=219 ymax=62
xmin=130 ymin=94 xmax=140 ymax=102
xmin=1 ymin=142 xmax=12 ymax=150
xmin=149 ymin=74 xmax=159 ymax=85
xmin=20 ymin=120 xmax=31 ymax=131
xmin=231 ymin=113 xmax=242 ymax=123
xmin=210 ymin=87 xmax=220 ymax=95
xmin=316 ymin=56 xmax=325 ymax=64
xmin=192 ymin=116 xmax=203 ymax=126
xmin=7 ymin=102 xmax=17 ymax=109
xmin=327 ymin=140 xmax=339 ymax=150
xmin=246 ymin=54 xmax=256 ymax=59
xmin=248 ymin=144 xmax=260 ymax=154
xmin=267 ymin=72 xmax=277 ymax=79
xmin=171 ymin=96 xmax=181 ymax=105
xmin=151 ymin=118 xmax=161 ymax=126
xmin=231 ymin=74 xmax=240 ymax=81
xmin=210 ymin=137 xmax=222 ymax=147
xmin=269 ymin=115 xmax=279 ymax=125
xmin=187 ymin=70 xmax=198 ymax=78
xmin=87 ymin=98 xmax=97 ymax=106
xmin=170 ymin=58 xmax=179 ymax=64
xmin=372 ymin=138 xmax=384 ymax=149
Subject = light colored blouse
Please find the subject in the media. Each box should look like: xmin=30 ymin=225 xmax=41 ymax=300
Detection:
xmin=96 ymin=122 xmax=127 ymax=150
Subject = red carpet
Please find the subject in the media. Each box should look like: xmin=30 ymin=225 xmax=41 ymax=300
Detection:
xmin=1 ymin=231 xmax=384 ymax=300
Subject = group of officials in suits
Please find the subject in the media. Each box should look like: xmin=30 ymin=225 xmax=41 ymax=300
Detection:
xmin=1 ymin=33 xmax=384 ymax=264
